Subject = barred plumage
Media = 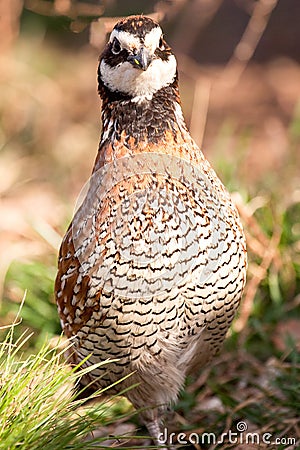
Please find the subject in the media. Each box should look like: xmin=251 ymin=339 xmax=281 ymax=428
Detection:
xmin=55 ymin=15 xmax=247 ymax=449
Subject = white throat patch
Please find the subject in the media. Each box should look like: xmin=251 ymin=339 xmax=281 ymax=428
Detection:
xmin=100 ymin=55 xmax=176 ymax=100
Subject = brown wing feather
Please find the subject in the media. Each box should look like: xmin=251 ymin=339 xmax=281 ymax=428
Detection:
xmin=55 ymin=226 xmax=93 ymax=338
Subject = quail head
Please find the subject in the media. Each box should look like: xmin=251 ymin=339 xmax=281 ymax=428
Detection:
xmin=55 ymin=15 xmax=247 ymax=449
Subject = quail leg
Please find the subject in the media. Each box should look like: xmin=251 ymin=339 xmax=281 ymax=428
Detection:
xmin=145 ymin=419 xmax=177 ymax=450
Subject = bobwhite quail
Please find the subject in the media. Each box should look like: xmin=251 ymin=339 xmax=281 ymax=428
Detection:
xmin=55 ymin=15 xmax=247 ymax=448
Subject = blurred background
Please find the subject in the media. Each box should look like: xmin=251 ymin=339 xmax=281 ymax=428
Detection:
xmin=0 ymin=0 xmax=299 ymax=446
xmin=0 ymin=0 xmax=300 ymax=352
xmin=2 ymin=0 xmax=299 ymax=338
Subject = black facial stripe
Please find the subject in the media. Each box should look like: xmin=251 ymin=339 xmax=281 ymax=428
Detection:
xmin=101 ymin=39 xmax=172 ymax=68
xmin=155 ymin=46 xmax=172 ymax=62
xmin=101 ymin=43 xmax=129 ymax=68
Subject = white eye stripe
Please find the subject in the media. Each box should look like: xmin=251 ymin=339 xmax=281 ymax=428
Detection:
xmin=109 ymin=30 xmax=140 ymax=51
xmin=109 ymin=26 xmax=163 ymax=53
xmin=144 ymin=27 xmax=163 ymax=52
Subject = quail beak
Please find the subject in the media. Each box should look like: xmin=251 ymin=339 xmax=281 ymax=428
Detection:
xmin=128 ymin=47 xmax=152 ymax=71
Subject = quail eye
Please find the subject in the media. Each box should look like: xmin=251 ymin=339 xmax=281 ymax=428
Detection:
xmin=158 ymin=36 xmax=165 ymax=50
xmin=111 ymin=38 xmax=122 ymax=55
